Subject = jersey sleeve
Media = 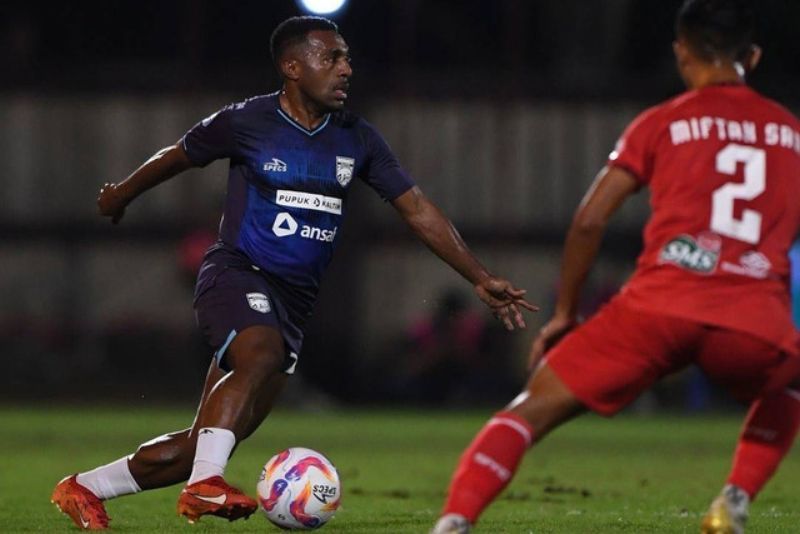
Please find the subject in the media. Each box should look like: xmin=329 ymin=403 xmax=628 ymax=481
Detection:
xmin=358 ymin=120 xmax=415 ymax=201
xmin=608 ymin=105 xmax=662 ymax=185
xmin=181 ymin=104 xmax=237 ymax=167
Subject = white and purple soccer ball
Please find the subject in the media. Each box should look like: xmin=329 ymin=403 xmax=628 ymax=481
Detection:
xmin=257 ymin=447 xmax=341 ymax=530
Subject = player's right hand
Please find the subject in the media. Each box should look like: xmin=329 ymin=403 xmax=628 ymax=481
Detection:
xmin=97 ymin=182 xmax=128 ymax=224
xmin=474 ymin=276 xmax=538 ymax=331
xmin=528 ymin=315 xmax=578 ymax=371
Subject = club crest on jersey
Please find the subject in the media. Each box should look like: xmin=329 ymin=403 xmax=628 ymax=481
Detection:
xmin=659 ymin=233 xmax=720 ymax=274
xmin=335 ymin=156 xmax=355 ymax=187
xmin=246 ymin=293 xmax=271 ymax=313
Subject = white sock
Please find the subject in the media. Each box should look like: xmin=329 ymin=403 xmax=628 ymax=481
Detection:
xmin=76 ymin=456 xmax=142 ymax=500
xmin=187 ymin=427 xmax=236 ymax=484
xmin=723 ymin=483 xmax=750 ymax=520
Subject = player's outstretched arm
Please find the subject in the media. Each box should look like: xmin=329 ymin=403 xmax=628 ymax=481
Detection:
xmin=391 ymin=186 xmax=537 ymax=330
xmin=528 ymin=166 xmax=638 ymax=369
xmin=97 ymin=142 xmax=195 ymax=224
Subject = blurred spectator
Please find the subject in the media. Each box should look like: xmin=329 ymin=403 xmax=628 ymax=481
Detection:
xmin=388 ymin=288 xmax=519 ymax=406
xmin=177 ymin=225 xmax=217 ymax=289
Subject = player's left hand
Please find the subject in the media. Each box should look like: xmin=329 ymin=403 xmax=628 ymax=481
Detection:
xmin=474 ymin=277 xmax=538 ymax=331
xmin=528 ymin=315 xmax=578 ymax=370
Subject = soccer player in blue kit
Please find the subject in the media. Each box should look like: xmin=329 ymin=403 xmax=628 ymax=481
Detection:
xmin=51 ymin=16 xmax=536 ymax=529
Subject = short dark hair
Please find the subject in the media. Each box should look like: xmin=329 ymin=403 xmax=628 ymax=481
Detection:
xmin=270 ymin=16 xmax=339 ymax=67
xmin=676 ymin=0 xmax=756 ymax=62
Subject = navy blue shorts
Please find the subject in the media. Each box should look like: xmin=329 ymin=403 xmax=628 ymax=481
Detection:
xmin=193 ymin=247 xmax=309 ymax=374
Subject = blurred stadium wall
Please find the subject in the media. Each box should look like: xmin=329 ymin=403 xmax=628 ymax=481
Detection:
xmin=1 ymin=0 xmax=798 ymax=406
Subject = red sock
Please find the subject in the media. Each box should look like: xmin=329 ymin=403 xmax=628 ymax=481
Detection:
xmin=727 ymin=389 xmax=800 ymax=499
xmin=442 ymin=411 xmax=533 ymax=524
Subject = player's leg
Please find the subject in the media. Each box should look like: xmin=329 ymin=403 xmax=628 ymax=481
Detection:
xmin=702 ymin=386 xmax=800 ymax=534
xmin=124 ymin=339 xmax=286 ymax=489
xmin=702 ymin=385 xmax=800 ymax=534
xmin=433 ymin=298 xmax=685 ymax=533
xmin=697 ymin=331 xmax=800 ymax=534
xmin=53 ymin=253 xmax=295 ymax=528
xmin=727 ymin=382 xmax=800 ymax=498
xmin=183 ymin=324 xmax=287 ymax=486
xmin=127 ymin=360 xmax=225 ymax=488
xmin=162 ymin=254 xmax=302 ymax=521
xmin=178 ymin=324 xmax=288 ymax=523
xmin=67 ymin=324 xmax=289 ymax=524
xmin=433 ymin=364 xmax=584 ymax=533
xmin=50 ymin=359 xmax=224 ymax=530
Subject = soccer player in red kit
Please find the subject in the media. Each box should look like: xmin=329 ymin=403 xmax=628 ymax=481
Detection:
xmin=432 ymin=1 xmax=800 ymax=533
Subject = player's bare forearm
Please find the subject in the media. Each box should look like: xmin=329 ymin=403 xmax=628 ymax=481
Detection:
xmin=98 ymin=142 xmax=194 ymax=223
xmin=554 ymin=220 xmax=605 ymax=319
xmin=116 ymin=143 xmax=194 ymax=202
xmin=392 ymin=187 xmax=536 ymax=329
xmin=554 ymin=166 xmax=639 ymax=319
xmin=529 ymin=167 xmax=636 ymax=366
xmin=392 ymin=186 xmax=489 ymax=285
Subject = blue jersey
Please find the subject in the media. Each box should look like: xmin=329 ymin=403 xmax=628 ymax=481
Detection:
xmin=182 ymin=92 xmax=414 ymax=302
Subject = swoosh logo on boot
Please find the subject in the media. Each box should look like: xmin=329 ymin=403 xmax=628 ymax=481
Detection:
xmin=191 ymin=493 xmax=227 ymax=505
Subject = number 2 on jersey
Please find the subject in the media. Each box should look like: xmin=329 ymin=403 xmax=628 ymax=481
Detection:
xmin=710 ymin=143 xmax=766 ymax=245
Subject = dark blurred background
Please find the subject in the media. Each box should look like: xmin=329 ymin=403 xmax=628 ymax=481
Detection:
xmin=2 ymin=0 xmax=799 ymax=410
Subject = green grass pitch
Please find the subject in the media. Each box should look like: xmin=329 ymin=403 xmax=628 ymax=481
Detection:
xmin=2 ymin=406 xmax=798 ymax=533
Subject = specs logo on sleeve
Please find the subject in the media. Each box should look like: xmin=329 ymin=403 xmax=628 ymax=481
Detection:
xmin=264 ymin=158 xmax=288 ymax=172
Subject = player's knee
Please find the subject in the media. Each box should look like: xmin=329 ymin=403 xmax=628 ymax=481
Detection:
xmin=507 ymin=368 xmax=583 ymax=441
xmin=227 ymin=328 xmax=285 ymax=381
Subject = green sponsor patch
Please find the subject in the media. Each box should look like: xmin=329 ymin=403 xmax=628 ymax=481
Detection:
xmin=660 ymin=235 xmax=719 ymax=274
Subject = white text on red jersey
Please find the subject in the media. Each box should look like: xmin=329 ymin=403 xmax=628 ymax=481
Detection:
xmin=669 ymin=117 xmax=800 ymax=155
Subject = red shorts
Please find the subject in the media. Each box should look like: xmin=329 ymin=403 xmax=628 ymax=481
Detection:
xmin=546 ymin=296 xmax=800 ymax=416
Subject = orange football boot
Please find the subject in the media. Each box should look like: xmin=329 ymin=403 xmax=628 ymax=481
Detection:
xmin=51 ymin=475 xmax=110 ymax=530
xmin=177 ymin=476 xmax=257 ymax=523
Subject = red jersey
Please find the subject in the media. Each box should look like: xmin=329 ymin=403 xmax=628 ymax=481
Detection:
xmin=609 ymin=84 xmax=800 ymax=355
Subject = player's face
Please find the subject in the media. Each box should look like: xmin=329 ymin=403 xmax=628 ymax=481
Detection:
xmin=297 ymin=31 xmax=352 ymax=112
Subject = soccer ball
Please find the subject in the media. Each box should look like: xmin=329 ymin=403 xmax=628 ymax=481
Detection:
xmin=257 ymin=447 xmax=341 ymax=530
